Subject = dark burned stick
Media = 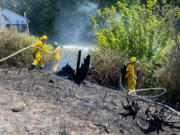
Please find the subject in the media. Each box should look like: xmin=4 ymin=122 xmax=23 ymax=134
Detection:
xmin=76 ymin=50 xmax=81 ymax=75
xmin=103 ymin=91 xmax=108 ymax=102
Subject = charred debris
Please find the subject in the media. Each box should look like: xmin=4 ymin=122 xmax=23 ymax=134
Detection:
xmin=56 ymin=50 xmax=91 ymax=84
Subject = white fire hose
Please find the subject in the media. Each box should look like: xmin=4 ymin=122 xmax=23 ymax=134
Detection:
xmin=120 ymin=77 xmax=180 ymax=116
xmin=0 ymin=45 xmax=61 ymax=62
xmin=129 ymin=88 xmax=180 ymax=116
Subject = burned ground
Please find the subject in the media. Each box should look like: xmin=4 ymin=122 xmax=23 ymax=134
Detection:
xmin=0 ymin=68 xmax=179 ymax=135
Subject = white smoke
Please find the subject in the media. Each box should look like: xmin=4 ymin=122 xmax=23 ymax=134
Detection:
xmin=51 ymin=2 xmax=98 ymax=45
xmin=50 ymin=1 xmax=98 ymax=70
xmin=78 ymin=2 xmax=98 ymax=13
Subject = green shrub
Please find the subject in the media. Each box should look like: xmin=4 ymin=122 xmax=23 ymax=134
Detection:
xmin=89 ymin=0 xmax=178 ymax=88
xmin=89 ymin=0 xmax=179 ymax=107
xmin=90 ymin=0 xmax=174 ymax=61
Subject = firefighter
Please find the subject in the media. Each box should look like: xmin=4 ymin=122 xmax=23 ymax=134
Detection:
xmin=29 ymin=35 xmax=49 ymax=70
xmin=51 ymin=42 xmax=62 ymax=72
xmin=125 ymin=57 xmax=137 ymax=92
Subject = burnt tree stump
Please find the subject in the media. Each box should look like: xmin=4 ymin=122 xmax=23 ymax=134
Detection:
xmin=74 ymin=50 xmax=91 ymax=83
xmin=56 ymin=50 xmax=91 ymax=84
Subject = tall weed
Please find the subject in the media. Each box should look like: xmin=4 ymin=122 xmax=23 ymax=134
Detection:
xmin=88 ymin=49 xmax=127 ymax=88
xmin=156 ymin=43 xmax=180 ymax=105
xmin=0 ymin=29 xmax=37 ymax=68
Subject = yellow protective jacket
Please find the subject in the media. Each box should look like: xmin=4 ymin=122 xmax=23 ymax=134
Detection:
xmin=125 ymin=63 xmax=135 ymax=79
xmin=33 ymin=40 xmax=49 ymax=57
xmin=51 ymin=47 xmax=61 ymax=60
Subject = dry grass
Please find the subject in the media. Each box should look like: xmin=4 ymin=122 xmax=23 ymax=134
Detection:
xmin=88 ymin=49 xmax=158 ymax=89
xmin=0 ymin=29 xmax=38 ymax=68
xmin=88 ymin=49 xmax=128 ymax=88
xmin=88 ymin=46 xmax=180 ymax=106
xmin=135 ymin=60 xmax=157 ymax=89
xmin=156 ymin=44 xmax=180 ymax=105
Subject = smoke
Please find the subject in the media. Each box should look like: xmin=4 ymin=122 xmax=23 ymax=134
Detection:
xmin=51 ymin=1 xmax=98 ymax=45
xmin=79 ymin=2 xmax=98 ymax=13
xmin=49 ymin=1 xmax=98 ymax=70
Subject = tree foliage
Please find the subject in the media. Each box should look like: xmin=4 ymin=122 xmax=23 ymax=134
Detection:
xmin=0 ymin=0 xmax=80 ymax=35
xmin=0 ymin=0 xmax=179 ymax=37
xmin=90 ymin=0 xmax=179 ymax=92
xmin=90 ymin=0 xmax=177 ymax=61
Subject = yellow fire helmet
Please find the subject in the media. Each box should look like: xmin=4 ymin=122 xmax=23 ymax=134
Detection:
xmin=40 ymin=35 xmax=48 ymax=41
xmin=129 ymin=57 xmax=137 ymax=64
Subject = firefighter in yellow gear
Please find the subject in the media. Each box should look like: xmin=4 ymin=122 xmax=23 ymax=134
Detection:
xmin=125 ymin=57 xmax=137 ymax=92
xmin=51 ymin=42 xmax=62 ymax=72
xmin=30 ymin=35 xmax=49 ymax=70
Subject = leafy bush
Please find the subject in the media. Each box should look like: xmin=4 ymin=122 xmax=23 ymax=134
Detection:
xmin=89 ymin=0 xmax=179 ymax=106
xmin=90 ymin=0 xmax=174 ymax=61
xmin=89 ymin=0 xmax=178 ymax=87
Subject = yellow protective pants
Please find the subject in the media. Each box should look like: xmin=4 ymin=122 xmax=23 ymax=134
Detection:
xmin=127 ymin=77 xmax=136 ymax=92
xmin=32 ymin=53 xmax=44 ymax=68
xmin=51 ymin=59 xmax=60 ymax=72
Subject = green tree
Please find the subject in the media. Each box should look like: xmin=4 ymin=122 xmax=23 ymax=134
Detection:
xmin=90 ymin=0 xmax=175 ymax=61
xmin=0 ymin=0 xmax=178 ymax=37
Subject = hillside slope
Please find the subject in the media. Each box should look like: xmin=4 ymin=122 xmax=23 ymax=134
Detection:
xmin=0 ymin=68 xmax=179 ymax=135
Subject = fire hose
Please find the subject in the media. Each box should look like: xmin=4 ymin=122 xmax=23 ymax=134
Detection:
xmin=129 ymin=88 xmax=180 ymax=116
xmin=0 ymin=45 xmax=61 ymax=62
xmin=120 ymin=78 xmax=180 ymax=116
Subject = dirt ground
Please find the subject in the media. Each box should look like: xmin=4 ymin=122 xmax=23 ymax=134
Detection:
xmin=0 ymin=68 xmax=179 ymax=135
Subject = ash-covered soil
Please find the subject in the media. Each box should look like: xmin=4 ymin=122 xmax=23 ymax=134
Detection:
xmin=0 ymin=68 xmax=179 ymax=135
